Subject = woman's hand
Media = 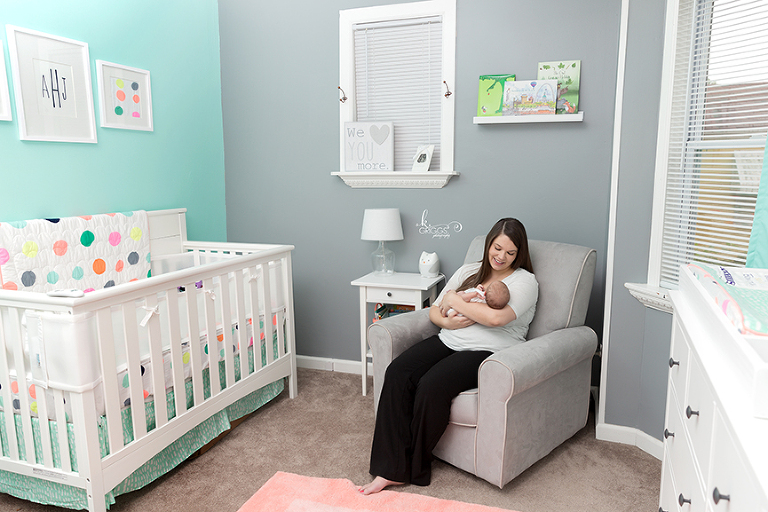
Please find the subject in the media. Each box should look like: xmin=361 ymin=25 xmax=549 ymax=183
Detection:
xmin=429 ymin=304 xmax=475 ymax=329
xmin=438 ymin=290 xmax=463 ymax=317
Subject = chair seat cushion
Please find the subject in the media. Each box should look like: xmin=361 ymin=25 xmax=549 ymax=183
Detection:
xmin=448 ymin=388 xmax=478 ymax=427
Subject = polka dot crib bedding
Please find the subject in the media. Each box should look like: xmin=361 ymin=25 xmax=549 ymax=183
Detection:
xmin=0 ymin=208 xmax=297 ymax=512
xmin=0 ymin=211 xmax=151 ymax=293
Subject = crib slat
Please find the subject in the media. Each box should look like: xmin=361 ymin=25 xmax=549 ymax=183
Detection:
xmin=122 ymin=303 xmax=148 ymax=440
xmin=202 ymin=277 xmax=221 ymax=397
xmin=218 ymin=273 xmax=236 ymax=389
xmin=34 ymin=385 xmax=54 ymax=468
xmin=96 ymin=307 xmax=124 ymax=454
xmin=261 ymin=265 xmax=275 ymax=366
xmin=70 ymin=389 xmax=108 ymax=512
xmin=233 ymin=269 xmax=250 ymax=380
xmin=164 ymin=289 xmax=186 ymax=417
xmin=0 ymin=309 xmax=20 ymax=461
xmin=8 ymin=310 xmax=37 ymax=463
xmin=184 ymin=283 xmax=204 ymax=407
xmin=282 ymin=252 xmax=298 ymax=398
xmin=247 ymin=267 xmax=264 ymax=370
xmin=144 ymin=295 xmax=168 ymax=428
xmin=53 ymin=389 xmax=71 ymax=472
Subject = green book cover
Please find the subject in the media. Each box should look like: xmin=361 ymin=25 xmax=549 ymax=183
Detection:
xmin=537 ymin=60 xmax=581 ymax=114
xmin=477 ymin=74 xmax=515 ymax=116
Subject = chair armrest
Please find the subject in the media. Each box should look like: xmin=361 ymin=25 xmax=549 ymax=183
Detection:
xmin=368 ymin=309 xmax=439 ymax=410
xmin=478 ymin=326 xmax=598 ymax=402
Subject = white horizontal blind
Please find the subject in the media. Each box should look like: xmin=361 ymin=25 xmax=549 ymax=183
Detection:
xmin=353 ymin=16 xmax=443 ymax=172
xmin=659 ymin=0 xmax=768 ymax=287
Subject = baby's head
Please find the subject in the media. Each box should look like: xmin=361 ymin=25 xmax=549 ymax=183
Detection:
xmin=484 ymin=281 xmax=509 ymax=309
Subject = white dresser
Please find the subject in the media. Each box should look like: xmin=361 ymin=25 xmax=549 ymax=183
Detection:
xmin=661 ymin=266 xmax=768 ymax=512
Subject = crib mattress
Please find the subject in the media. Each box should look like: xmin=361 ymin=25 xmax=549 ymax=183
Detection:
xmin=0 ymin=337 xmax=283 ymax=510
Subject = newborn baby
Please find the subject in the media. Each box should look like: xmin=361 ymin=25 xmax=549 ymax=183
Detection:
xmin=445 ymin=280 xmax=510 ymax=317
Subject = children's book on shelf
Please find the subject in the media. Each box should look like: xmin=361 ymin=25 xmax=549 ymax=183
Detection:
xmin=477 ymin=74 xmax=515 ymax=116
xmin=537 ymin=60 xmax=581 ymax=114
xmin=502 ymin=80 xmax=558 ymax=116
xmin=373 ymin=303 xmax=416 ymax=322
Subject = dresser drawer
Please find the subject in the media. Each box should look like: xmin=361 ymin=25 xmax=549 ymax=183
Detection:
xmin=708 ymin=409 xmax=764 ymax=512
xmin=669 ymin=320 xmax=691 ymax=408
xmin=365 ymin=286 xmax=419 ymax=304
xmin=684 ymin=354 xmax=716 ymax=480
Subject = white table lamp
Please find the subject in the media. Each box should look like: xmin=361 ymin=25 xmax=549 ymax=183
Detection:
xmin=361 ymin=208 xmax=403 ymax=275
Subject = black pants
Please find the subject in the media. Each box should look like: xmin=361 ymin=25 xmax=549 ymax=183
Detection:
xmin=369 ymin=334 xmax=492 ymax=486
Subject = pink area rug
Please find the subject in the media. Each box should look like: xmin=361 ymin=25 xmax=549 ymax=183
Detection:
xmin=238 ymin=471 xmax=517 ymax=512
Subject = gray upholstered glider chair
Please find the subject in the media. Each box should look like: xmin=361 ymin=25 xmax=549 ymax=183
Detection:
xmin=367 ymin=237 xmax=598 ymax=489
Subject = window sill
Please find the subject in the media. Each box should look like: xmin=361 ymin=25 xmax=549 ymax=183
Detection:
xmin=331 ymin=171 xmax=459 ymax=189
xmin=624 ymin=282 xmax=673 ymax=314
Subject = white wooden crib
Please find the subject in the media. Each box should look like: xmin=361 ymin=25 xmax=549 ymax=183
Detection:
xmin=0 ymin=208 xmax=297 ymax=511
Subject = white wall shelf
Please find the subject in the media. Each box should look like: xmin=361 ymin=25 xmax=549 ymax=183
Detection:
xmin=331 ymin=171 xmax=459 ymax=189
xmin=473 ymin=112 xmax=584 ymax=124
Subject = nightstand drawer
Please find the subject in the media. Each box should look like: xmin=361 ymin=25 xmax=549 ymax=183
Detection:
xmin=366 ymin=287 xmax=419 ymax=304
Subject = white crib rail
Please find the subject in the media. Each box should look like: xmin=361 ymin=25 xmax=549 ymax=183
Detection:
xmin=0 ymin=242 xmax=296 ymax=512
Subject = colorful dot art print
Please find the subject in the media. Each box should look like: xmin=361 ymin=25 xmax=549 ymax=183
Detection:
xmin=0 ymin=210 xmax=151 ymax=293
xmin=111 ymin=76 xmax=142 ymax=118
xmin=96 ymin=60 xmax=153 ymax=131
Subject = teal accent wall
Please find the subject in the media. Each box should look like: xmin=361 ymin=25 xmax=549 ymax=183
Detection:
xmin=0 ymin=0 xmax=226 ymax=242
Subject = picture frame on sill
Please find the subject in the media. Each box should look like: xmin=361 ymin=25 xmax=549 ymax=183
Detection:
xmin=5 ymin=26 xmax=97 ymax=143
xmin=412 ymin=144 xmax=435 ymax=172
xmin=0 ymin=40 xmax=12 ymax=121
xmin=96 ymin=60 xmax=153 ymax=131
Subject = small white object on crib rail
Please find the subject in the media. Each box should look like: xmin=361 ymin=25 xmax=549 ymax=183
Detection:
xmin=46 ymin=289 xmax=85 ymax=298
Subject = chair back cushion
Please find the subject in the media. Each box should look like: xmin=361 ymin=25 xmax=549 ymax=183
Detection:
xmin=464 ymin=236 xmax=596 ymax=339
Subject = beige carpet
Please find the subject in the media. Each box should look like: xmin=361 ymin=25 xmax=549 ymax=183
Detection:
xmin=0 ymin=368 xmax=661 ymax=512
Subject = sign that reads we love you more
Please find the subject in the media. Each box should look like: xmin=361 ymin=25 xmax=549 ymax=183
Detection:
xmin=344 ymin=121 xmax=394 ymax=172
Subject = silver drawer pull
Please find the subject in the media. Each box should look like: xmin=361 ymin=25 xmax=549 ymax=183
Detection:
xmin=669 ymin=358 xmax=679 ymax=368
xmin=664 ymin=428 xmax=675 ymax=439
xmin=713 ymin=488 xmax=731 ymax=505
xmin=686 ymin=406 xmax=699 ymax=419
xmin=679 ymin=493 xmax=692 ymax=506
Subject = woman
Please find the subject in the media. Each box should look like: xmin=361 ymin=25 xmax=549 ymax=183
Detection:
xmin=359 ymin=218 xmax=538 ymax=495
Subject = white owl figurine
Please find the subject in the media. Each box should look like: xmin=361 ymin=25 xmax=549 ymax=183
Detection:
xmin=419 ymin=251 xmax=440 ymax=278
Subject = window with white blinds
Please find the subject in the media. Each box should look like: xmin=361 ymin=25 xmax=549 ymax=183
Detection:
xmin=353 ymin=17 xmax=443 ymax=172
xmin=651 ymin=0 xmax=768 ymax=288
xmin=339 ymin=0 xmax=455 ymax=176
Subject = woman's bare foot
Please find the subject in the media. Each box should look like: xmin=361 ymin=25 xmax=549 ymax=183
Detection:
xmin=357 ymin=476 xmax=404 ymax=495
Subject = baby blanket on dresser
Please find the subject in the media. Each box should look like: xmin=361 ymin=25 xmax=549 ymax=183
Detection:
xmin=0 ymin=211 xmax=150 ymax=293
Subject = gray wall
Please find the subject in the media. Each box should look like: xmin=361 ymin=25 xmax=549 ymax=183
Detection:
xmin=218 ymin=0 xmax=619 ymax=363
xmin=606 ymin=0 xmax=673 ymax=440
xmin=218 ymin=0 xmax=678 ymax=443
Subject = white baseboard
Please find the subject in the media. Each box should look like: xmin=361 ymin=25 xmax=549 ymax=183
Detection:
xmin=297 ymin=355 xmax=373 ymax=375
xmin=596 ymin=421 xmax=663 ymax=460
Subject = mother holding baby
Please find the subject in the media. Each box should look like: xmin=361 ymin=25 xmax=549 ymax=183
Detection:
xmin=359 ymin=218 xmax=539 ymax=495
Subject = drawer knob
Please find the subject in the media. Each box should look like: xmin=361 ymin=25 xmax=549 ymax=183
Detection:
xmin=387 ymin=292 xmax=392 ymax=297
xmin=713 ymin=488 xmax=731 ymax=504
xmin=678 ymin=493 xmax=692 ymax=506
xmin=664 ymin=428 xmax=675 ymax=439
xmin=669 ymin=358 xmax=679 ymax=368
xmin=686 ymin=406 xmax=699 ymax=419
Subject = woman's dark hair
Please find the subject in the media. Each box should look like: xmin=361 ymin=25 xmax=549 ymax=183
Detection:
xmin=457 ymin=218 xmax=533 ymax=292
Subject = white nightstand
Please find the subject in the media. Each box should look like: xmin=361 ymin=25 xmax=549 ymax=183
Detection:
xmin=351 ymin=272 xmax=445 ymax=395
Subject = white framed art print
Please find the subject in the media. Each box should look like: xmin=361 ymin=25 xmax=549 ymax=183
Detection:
xmin=0 ymin=40 xmax=12 ymax=121
xmin=96 ymin=60 xmax=153 ymax=131
xmin=5 ymin=25 xmax=97 ymax=143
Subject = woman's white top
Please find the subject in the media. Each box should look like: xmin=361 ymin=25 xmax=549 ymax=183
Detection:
xmin=435 ymin=262 xmax=538 ymax=353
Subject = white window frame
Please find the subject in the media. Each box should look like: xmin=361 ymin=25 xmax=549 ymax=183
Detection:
xmin=334 ymin=0 xmax=457 ymax=189
xmin=630 ymin=0 xmax=768 ymax=311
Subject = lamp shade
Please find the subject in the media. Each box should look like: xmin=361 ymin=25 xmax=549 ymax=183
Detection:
xmin=361 ymin=208 xmax=404 ymax=241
